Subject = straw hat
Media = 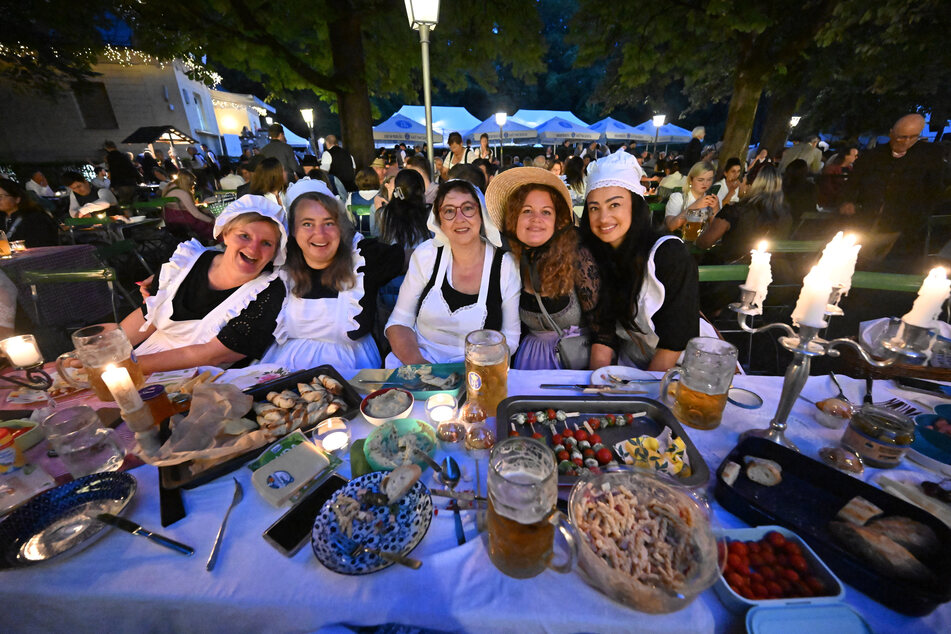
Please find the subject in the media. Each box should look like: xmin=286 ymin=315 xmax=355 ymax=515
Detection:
xmin=484 ymin=167 xmax=573 ymax=231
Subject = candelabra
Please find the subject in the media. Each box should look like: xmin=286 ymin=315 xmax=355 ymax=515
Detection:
xmin=0 ymin=335 xmax=53 ymax=391
xmin=728 ymin=286 xmax=934 ymax=451
xmin=0 ymin=363 xmax=53 ymax=391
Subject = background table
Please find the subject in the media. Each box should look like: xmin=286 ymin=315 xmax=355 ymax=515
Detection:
xmin=0 ymin=371 xmax=949 ymax=633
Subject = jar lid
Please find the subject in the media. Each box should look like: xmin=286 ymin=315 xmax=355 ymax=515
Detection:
xmin=138 ymin=384 xmax=167 ymax=400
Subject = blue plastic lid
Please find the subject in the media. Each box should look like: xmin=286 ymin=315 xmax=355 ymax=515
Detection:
xmin=746 ymin=604 xmax=871 ymax=634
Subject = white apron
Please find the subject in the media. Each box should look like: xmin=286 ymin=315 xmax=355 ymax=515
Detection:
xmin=260 ymin=239 xmax=380 ymax=371
xmin=385 ymin=244 xmax=496 ymax=368
xmin=136 ymin=240 xmax=279 ymax=355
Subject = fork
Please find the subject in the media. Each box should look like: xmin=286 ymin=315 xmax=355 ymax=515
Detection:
xmin=206 ymin=477 xmax=243 ymax=571
xmin=332 ymin=533 xmax=422 ymax=570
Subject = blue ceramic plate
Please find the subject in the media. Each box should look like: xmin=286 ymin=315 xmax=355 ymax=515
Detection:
xmin=0 ymin=472 xmax=136 ymax=568
xmin=386 ymin=363 xmax=464 ymax=399
xmin=311 ymin=471 xmax=432 ymax=575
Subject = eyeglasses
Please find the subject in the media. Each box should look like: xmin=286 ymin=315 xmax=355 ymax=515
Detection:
xmin=439 ymin=203 xmax=479 ymax=220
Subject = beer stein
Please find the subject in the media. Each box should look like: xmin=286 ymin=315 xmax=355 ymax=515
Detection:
xmin=465 ymin=329 xmax=509 ymax=417
xmin=56 ymin=323 xmax=145 ymax=402
xmin=42 ymin=406 xmax=125 ymax=478
xmin=487 ymin=437 xmax=577 ymax=579
xmin=659 ymin=337 xmax=737 ymax=430
xmin=681 ymin=206 xmax=710 ymax=242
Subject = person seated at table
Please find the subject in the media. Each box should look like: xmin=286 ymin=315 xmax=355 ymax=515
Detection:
xmin=385 ymin=179 xmax=521 ymax=367
xmin=746 ymin=147 xmax=771 ymax=184
xmin=378 ymin=170 xmax=430 ymax=249
xmin=405 ymin=155 xmax=439 ymax=206
xmin=120 ymin=195 xmax=287 ymax=374
xmin=162 ymin=169 xmax=215 ymax=242
xmin=24 ymin=170 xmax=55 ymax=198
xmin=486 ymin=167 xmax=611 ymax=370
xmin=64 ymin=172 xmax=117 ymax=218
xmin=581 ymin=151 xmax=712 ymax=371
xmin=715 ymin=157 xmax=744 ymax=208
xmin=656 ymin=160 xmax=685 ymax=202
xmin=249 ymin=157 xmax=287 ymax=209
xmin=0 ymin=179 xmax=59 ymax=248
xmin=218 ymin=164 xmax=245 ymax=191
xmin=664 ymin=161 xmax=721 ymax=233
xmin=260 ymin=182 xmax=405 ymax=370
xmin=0 ymin=270 xmax=16 ymax=340
xmin=348 ymin=167 xmax=381 ymax=214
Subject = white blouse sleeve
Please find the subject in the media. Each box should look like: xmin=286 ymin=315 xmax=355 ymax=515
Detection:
xmin=385 ymin=240 xmax=437 ymax=333
xmin=499 ymin=252 xmax=522 ymax=355
xmin=665 ymin=192 xmax=684 ymax=217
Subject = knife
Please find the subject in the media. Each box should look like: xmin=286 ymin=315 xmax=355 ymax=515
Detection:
xmin=539 ymin=384 xmax=649 ymax=392
xmin=97 ymin=513 xmax=195 ymax=556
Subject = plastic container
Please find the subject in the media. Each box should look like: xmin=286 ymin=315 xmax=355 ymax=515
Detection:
xmin=714 ymin=525 xmax=845 ymax=613
xmin=0 ymin=428 xmax=26 ymax=473
xmin=840 ymin=403 xmax=914 ymax=468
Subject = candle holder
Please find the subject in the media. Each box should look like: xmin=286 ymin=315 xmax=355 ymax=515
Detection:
xmin=728 ymin=285 xmax=763 ymax=317
xmin=729 ymin=286 xmax=931 ymax=452
xmin=880 ymin=318 xmax=935 ymax=364
xmin=825 ymin=284 xmax=846 ymax=317
xmin=0 ymin=335 xmax=53 ymax=391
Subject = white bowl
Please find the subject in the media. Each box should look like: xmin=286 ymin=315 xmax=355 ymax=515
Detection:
xmin=360 ymin=387 xmax=414 ymax=427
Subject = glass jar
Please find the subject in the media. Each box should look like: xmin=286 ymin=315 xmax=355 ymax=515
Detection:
xmin=840 ymin=404 xmax=915 ymax=468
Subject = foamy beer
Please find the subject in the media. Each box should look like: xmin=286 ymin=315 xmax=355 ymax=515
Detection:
xmin=56 ymin=323 xmax=145 ymax=402
xmin=660 ymin=337 xmax=738 ymax=430
xmin=465 ymin=329 xmax=509 ymax=417
xmin=681 ymin=207 xmax=709 ymax=242
xmin=487 ymin=437 xmax=576 ymax=578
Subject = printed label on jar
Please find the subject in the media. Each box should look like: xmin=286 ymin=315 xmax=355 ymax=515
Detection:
xmin=841 ymin=425 xmax=905 ymax=467
xmin=467 ymin=371 xmax=483 ymax=391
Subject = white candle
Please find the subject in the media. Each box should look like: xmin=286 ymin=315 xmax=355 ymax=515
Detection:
xmin=792 ymin=265 xmax=834 ymax=328
xmin=816 ymin=232 xmax=861 ymax=293
xmin=903 ymin=267 xmax=951 ymax=328
xmin=321 ymin=431 xmax=349 ymax=452
xmin=429 ymin=405 xmax=455 ymax=424
xmin=101 ymin=364 xmax=144 ymax=413
xmin=1 ymin=336 xmax=42 ymax=367
xmin=743 ymin=240 xmax=772 ymax=307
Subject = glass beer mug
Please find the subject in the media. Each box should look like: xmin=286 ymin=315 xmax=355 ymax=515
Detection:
xmin=681 ymin=206 xmax=709 ymax=242
xmin=659 ymin=337 xmax=737 ymax=430
xmin=56 ymin=323 xmax=145 ymax=402
xmin=487 ymin=437 xmax=576 ymax=578
xmin=465 ymin=329 xmax=509 ymax=417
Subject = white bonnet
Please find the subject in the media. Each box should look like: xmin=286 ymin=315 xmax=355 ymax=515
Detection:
xmin=285 ymin=178 xmax=337 ymax=212
xmin=584 ymin=150 xmax=647 ymax=199
xmin=213 ymin=194 xmax=289 ymax=266
xmin=426 ymin=179 xmax=502 ymax=250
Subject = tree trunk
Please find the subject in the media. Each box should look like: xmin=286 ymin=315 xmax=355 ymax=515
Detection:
xmin=759 ymin=95 xmax=801 ymax=159
xmin=719 ymin=70 xmax=766 ymax=175
xmin=328 ymin=7 xmax=374 ymax=169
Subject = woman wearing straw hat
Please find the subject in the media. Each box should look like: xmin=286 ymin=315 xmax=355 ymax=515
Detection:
xmin=485 ymin=168 xmax=611 ymax=370
xmin=121 ymin=194 xmax=288 ymax=373
xmin=385 ymin=179 xmax=521 ymax=367
xmin=581 ymin=152 xmax=713 ymax=370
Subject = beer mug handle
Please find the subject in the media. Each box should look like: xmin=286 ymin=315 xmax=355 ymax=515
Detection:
xmin=98 ymin=427 xmax=127 ymax=463
xmin=55 ymin=352 xmax=91 ymax=389
xmin=547 ymin=510 xmax=578 ymax=574
xmin=659 ymin=367 xmax=682 ymax=407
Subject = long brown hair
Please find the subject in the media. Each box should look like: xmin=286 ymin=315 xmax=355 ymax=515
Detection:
xmin=285 ymin=192 xmax=356 ymax=296
xmin=503 ymin=184 xmax=577 ymax=297
xmin=249 ymin=157 xmax=286 ymax=196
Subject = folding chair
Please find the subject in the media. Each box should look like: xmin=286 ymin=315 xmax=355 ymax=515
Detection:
xmin=95 ymin=240 xmax=153 ymax=308
xmin=348 ymin=204 xmax=376 ymax=236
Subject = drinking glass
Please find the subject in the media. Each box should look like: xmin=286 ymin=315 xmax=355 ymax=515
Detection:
xmin=465 ymin=329 xmax=509 ymax=417
xmin=486 ymin=437 xmax=575 ymax=578
xmin=660 ymin=337 xmax=738 ymax=430
xmin=43 ymin=406 xmax=125 ymax=478
xmin=56 ymin=323 xmax=144 ymax=402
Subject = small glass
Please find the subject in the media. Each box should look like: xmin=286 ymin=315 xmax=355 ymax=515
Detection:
xmin=461 ymin=401 xmax=495 ymax=455
xmin=427 ymin=394 xmax=464 ymax=447
xmin=0 ymin=334 xmax=44 ymax=368
xmin=313 ymin=417 xmax=350 ymax=455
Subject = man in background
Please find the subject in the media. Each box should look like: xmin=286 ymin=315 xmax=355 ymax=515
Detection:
xmin=319 ymin=135 xmax=356 ymax=192
xmin=780 ymin=135 xmax=823 ymax=174
xmin=64 ymin=172 xmax=117 ymax=217
xmin=260 ymin=123 xmax=303 ymax=179
xmin=103 ymin=140 xmax=140 ymax=204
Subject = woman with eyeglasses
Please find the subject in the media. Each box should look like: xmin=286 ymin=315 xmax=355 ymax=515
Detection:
xmin=385 ymin=179 xmax=521 ymax=367
xmin=0 ymin=179 xmax=58 ymax=248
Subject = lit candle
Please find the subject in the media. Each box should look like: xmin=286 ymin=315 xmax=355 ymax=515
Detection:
xmin=101 ymin=364 xmax=144 ymax=413
xmin=792 ymin=265 xmax=834 ymax=328
xmin=320 ymin=431 xmax=349 ymax=453
xmin=743 ymin=240 xmax=772 ymax=307
xmin=903 ymin=267 xmax=951 ymax=328
xmin=1 ymin=335 xmax=43 ymax=368
xmin=816 ymin=232 xmax=861 ymax=293
xmin=429 ymin=405 xmax=455 ymax=424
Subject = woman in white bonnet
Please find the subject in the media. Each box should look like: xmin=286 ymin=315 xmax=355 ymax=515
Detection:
xmin=385 ymin=179 xmax=521 ymax=367
xmin=120 ymin=194 xmax=288 ymax=373
xmin=581 ymin=151 xmax=708 ymax=371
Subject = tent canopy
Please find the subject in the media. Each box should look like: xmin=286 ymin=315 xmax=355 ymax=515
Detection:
xmin=589 ymin=117 xmax=653 ymax=142
xmin=511 ymin=109 xmax=589 ymax=128
xmin=122 ymin=125 xmax=197 ymax=145
xmin=465 ymin=115 xmax=537 ymax=143
xmin=373 ymin=113 xmax=444 ymax=144
xmin=534 ymin=117 xmax=601 ymax=144
xmin=282 ymin=126 xmax=312 ymax=150
xmin=631 ymin=120 xmax=692 ymax=144
xmin=396 ymin=106 xmax=480 ymax=144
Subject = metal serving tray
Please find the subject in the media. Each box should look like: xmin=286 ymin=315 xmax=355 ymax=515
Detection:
xmin=495 ymin=395 xmax=710 ymax=487
xmin=714 ymin=437 xmax=951 ymax=616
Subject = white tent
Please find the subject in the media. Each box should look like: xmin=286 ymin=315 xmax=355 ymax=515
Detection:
xmin=396 ymin=106 xmax=480 ymax=144
xmin=373 ymin=113 xmax=444 ymax=144
xmin=511 ymin=109 xmax=590 ymax=128
xmin=283 ymin=126 xmax=313 ymax=151
xmin=631 ymin=120 xmax=692 ymax=143
xmin=534 ymin=117 xmax=601 ymax=144
xmin=589 ymin=117 xmax=653 ymax=142
xmin=464 ymin=115 xmax=537 ymax=143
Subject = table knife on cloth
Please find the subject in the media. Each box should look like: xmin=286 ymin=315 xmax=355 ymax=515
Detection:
xmin=97 ymin=513 xmax=194 ymax=556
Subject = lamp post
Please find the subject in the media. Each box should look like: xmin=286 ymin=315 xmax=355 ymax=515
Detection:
xmin=495 ymin=112 xmax=507 ymax=164
xmin=786 ymin=115 xmax=802 ymax=149
xmin=652 ymin=114 xmax=666 ymax=157
xmin=300 ymin=108 xmax=316 ymax=156
xmin=405 ymin=0 xmax=441 ymax=180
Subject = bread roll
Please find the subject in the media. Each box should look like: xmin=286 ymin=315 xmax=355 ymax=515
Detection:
xmin=836 ymin=496 xmax=883 ymax=526
xmin=746 ymin=458 xmax=782 ymax=486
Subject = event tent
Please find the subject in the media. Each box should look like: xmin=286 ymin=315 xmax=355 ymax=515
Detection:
xmin=396 ymin=106 xmax=480 ymax=144
xmin=533 ymin=117 xmax=601 ymax=144
xmin=588 ymin=117 xmax=653 ymax=142
xmin=282 ymin=126 xmax=313 ymax=151
xmin=373 ymin=113 xmax=444 ymax=145
xmin=511 ymin=109 xmax=589 ymax=128
xmin=464 ymin=115 xmax=537 ymax=143
xmin=630 ymin=119 xmax=692 ymax=143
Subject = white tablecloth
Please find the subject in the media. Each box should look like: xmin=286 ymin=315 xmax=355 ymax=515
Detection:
xmin=1 ymin=370 xmax=949 ymax=633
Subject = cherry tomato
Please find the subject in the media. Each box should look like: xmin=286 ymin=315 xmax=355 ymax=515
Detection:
xmin=586 ymin=417 xmax=600 ymax=430
xmin=766 ymin=531 xmax=786 ymax=548
xmin=805 ymin=576 xmax=824 ymax=594
xmin=605 ymin=414 xmax=617 ymax=425
xmin=588 ymin=465 xmax=602 ymax=475
xmin=595 ymin=448 xmax=613 ymax=465
xmin=562 ymin=428 xmax=575 ymax=439
xmin=746 ymin=541 xmax=760 ymax=554
xmin=728 ymin=541 xmax=749 ymax=557
xmin=794 ymin=580 xmax=813 ymax=597
xmin=552 ymin=433 xmax=563 ymax=445
xmin=532 ymin=432 xmax=544 ymax=440
xmin=775 ymin=554 xmax=788 ymax=567
xmin=759 ymin=566 xmax=776 ymax=580
xmin=526 ymin=412 xmax=536 ymax=424
xmin=726 ymin=554 xmax=743 ymax=571
xmin=589 ymin=433 xmax=602 ymax=446
xmin=572 ymin=457 xmax=583 ymax=467
xmin=783 ymin=569 xmax=800 ymax=583
xmin=556 ymin=450 xmax=570 ymax=462
xmin=737 ymin=586 xmax=755 ymax=600
xmin=750 ymin=583 xmax=768 ymax=600
xmin=749 ymin=554 xmax=764 ymax=568
xmin=784 ymin=542 xmax=802 ymax=557
xmin=761 ymin=550 xmax=776 ymax=565
xmin=574 ymin=430 xmax=589 ymax=443
xmin=766 ymin=581 xmax=782 ymax=597
xmin=789 ymin=554 xmax=808 ymax=574
xmin=750 ymin=572 xmax=765 ymax=586
xmin=624 ymin=413 xmax=636 ymax=424
xmin=546 ymin=408 xmax=557 ymax=420
xmin=725 ymin=571 xmax=746 ymax=589
xmin=582 ymin=448 xmax=595 ymax=459
xmin=777 ymin=578 xmax=792 ymax=594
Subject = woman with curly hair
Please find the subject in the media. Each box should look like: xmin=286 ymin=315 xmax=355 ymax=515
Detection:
xmin=485 ymin=168 xmax=611 ymax=370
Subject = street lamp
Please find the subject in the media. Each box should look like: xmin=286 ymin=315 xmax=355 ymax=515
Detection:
xmin=790 ymin=115 xmax=802 ymax=128
xmin=495 ymin=111 xmax=507 ymax=164
xmin=300 ymin=108 xmax=316 ymax=156
xmin=651 ymin=114 xmax=666 ymax=157
xmin=405 ymin=0 xmax=440 ymax=179
xmin=265 ymin=116 xmax=273 ymax=126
